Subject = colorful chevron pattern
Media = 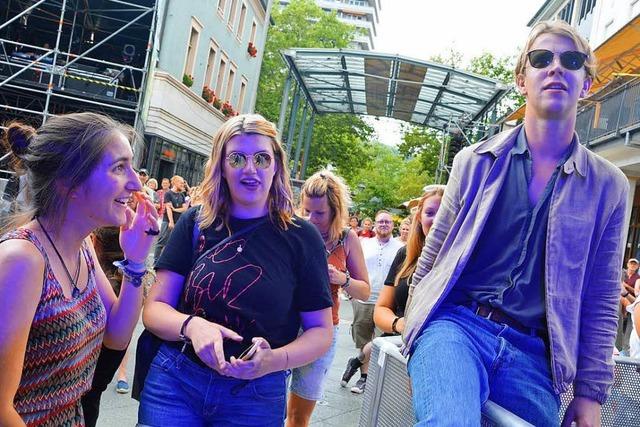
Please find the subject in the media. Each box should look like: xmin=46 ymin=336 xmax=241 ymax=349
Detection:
xmin=1 ymin=229 xmax=106 ymax=426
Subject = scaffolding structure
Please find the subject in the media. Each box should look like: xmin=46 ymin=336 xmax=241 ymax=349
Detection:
xmin=0 ymin=0 xmax=156 ymax=132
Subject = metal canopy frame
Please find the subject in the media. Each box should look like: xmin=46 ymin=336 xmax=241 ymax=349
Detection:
xmin=278 ymin=48 xmax=509 ymax=181
xmin=0 ymin=0 xmax=156 ymax=129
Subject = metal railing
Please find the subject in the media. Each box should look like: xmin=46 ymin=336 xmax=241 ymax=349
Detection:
xmin=577 ymin=80 xmax=640 ymax=146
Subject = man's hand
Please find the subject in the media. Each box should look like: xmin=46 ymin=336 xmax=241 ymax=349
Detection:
xmin=561 ymin=396 xmax=601 ymax=427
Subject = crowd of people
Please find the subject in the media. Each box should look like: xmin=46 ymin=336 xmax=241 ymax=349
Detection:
xmin=0 ymin=19 xmax=631 ymax=427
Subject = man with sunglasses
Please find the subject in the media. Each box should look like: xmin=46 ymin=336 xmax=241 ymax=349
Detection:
xmin=404 ymin=20 xmax=628 ymax=426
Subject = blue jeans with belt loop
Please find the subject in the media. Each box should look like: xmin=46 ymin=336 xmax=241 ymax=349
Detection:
xmin=407 ymin=304 xmax=560 ymax=427
xmin=138 ymin=344 xmax=288 ymax=427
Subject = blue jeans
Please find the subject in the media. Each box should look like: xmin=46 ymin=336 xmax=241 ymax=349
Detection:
xmin=407 ymin=305 xmax=559 ymax=426
xmin=138 ymin=344 xmax=287 ymax=426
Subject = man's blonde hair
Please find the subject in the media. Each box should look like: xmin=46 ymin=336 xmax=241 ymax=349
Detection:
xmin=515 ymin=20 xmax=597 ymax=81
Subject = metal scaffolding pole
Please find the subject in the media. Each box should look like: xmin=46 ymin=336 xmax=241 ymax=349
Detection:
xmin=285 ymin=86 xmax=301 ymax=159
xmin=0 ymin=0 xmax=48 ymax=31
xmin=133 ymin=0 xmax=158 ymax=132
xmin=0 ymin=0 xmax=155 ymax=128
xmin=300 ymin=112 xmax=315 ymax=180
xmin=292 ymin=103 xmax=308 ymax=178
xmin=43 ymin=0 xmax=68 ymax=123
xmin=277 ymin=72 xmax=292 ymax=137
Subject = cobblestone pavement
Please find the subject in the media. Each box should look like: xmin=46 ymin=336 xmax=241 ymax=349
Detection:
xmin=98 ymin=302 xmax=365 ymax=426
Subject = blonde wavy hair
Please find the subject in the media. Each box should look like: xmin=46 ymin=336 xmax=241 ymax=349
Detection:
xmin=395 ymin=185 xmax=445 ymax=287
xmin=300 ymin=169 xmax=351 ymax=244
xmin=197 ymin=114 xmax=294 ymax=230
xmin=515 ymin=20 xmax=597 ymax=81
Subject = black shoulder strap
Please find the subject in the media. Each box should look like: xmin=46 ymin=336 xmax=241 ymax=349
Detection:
xmin=191 ymin=217 xmax=269 ymax=268
xmin=338 ymin=227 xmax=350 ymax=245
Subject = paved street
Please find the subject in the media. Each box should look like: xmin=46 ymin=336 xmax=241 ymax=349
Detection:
xmin=98 ymin=302 xmax=364 ymax=426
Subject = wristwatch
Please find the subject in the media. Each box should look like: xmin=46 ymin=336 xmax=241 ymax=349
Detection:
xmin=341 ymin=270 xmax=351 ymax=290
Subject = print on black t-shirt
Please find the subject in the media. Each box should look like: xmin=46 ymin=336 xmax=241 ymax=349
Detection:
xmin=156 ymin=207 xmax=332 ymax=362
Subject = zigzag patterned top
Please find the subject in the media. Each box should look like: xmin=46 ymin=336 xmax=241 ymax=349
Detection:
xmin=1 ymin=228 xmax=106 ymax=426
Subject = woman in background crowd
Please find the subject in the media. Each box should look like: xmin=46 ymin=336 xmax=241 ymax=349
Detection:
xmin=139 ymin=114 xmax=333 ymax=426
xmin=396 ymin=217 xmax=411 ymax=245
xmin=374 ymin=186 xmax=444 ymax=335
xmin=0 ymin=112 xmax=158 ymax=426
xmin=288 ymin=170 xmax=370 ymax=427
xmin=348 ymin=215 xmax=360 ymax=234
xmin=358 ymin=217 xmax=375 ymax=239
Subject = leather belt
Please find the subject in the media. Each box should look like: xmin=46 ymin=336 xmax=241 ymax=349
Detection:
xmin=469 ymin=302 xmax=547 ymax=340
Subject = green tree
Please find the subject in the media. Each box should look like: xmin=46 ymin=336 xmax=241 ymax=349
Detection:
xmin=397 ymin=124 xmax=441 ymax=178
xmin=255 ymin=0 xmax=374 ymax=180
xmin=468 ymin=52 xmax=525 ymax=115
xmin=351 ymin=144 xmax=430 ymax=218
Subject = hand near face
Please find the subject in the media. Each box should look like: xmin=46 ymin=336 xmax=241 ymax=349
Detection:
xmin=119 ymin=194 xmax=160 ymax=264
xmin=224 ymin=337 xmax=277 ymax=379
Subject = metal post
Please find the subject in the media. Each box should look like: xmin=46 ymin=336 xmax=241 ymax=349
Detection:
xmin=0 ymin=0 xmax=47 ymax=32
xmin=292 ymin=103 xmax=308 ymax=177
xmin=285 ymin=86 xmax=301 ymax=159
xmin=134 ymin=0 xmax=158 ymax=132
xmin=43 ymin=0 xmax=67 ymax=123
xmin=277 ymin=72 xmax=292 ymax=137
xmin=615 ymin=84 xmax=629 ymax=131
xmin=300 ymin=112 xmax=315 ymax=180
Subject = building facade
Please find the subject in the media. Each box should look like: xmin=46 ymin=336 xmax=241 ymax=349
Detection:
xmin=528 ymin=0 xmax=640 ymax=260
xmin=139 ymin=0 xmax=272 ymax=185
xmin=279 ymin=0 xmax=380 ymax=50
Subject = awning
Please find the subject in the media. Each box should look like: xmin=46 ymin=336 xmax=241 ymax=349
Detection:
xmin=502 ymin=15 xmax=640 ymax=123
xmin=282 ymin=49 xmax=508 ymax=130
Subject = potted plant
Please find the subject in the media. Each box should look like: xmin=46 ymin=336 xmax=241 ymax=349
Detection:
xmin=221 ymin=101 xmax=235 ymax=117
xmin=247 ymin=42 xmax=258 ymax=58
xmin=182 ymin=74 xmax=194 ymax=87
xmin=201 ymin=86 xmax=215 ymax=103
xmin=212 ymin=97 xmax=222 ymax=109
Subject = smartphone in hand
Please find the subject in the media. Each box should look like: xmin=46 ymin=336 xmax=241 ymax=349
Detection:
xmin=238 ymin=342 xmax=259 ymax=361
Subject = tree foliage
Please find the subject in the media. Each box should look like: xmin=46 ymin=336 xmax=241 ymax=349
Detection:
xmin=468 ymin=52 xmax=525 ymax=115
xmin=254 ymin=0 xmax=374 ymax=181
xmin=351 ymin=144 xmax=430 ymax=218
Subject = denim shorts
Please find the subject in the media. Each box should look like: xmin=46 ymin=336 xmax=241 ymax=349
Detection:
xmin=289 ymin=325 xmax=339 ymax=401
xmin=138 ymin=344 xmax=287 ymax=426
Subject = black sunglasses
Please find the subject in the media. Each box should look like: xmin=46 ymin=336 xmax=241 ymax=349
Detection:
xmin=527 ymin=49 xmax=587 ymax=71
xmin=225 ymin=151 xmax=272 ymax=169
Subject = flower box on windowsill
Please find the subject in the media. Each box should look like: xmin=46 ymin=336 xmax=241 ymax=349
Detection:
xmin=182 ymin=74 xmax=194 ymax=88
xmin=247 ymin=42 xmax=258 ymax=58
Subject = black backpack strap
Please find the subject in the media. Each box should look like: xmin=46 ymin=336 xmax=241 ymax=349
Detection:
xmin=338 ymin=227 xmax=350 ymax=245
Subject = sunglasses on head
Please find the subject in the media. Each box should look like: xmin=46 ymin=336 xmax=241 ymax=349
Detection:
xmin=527 ymin=49 xmax=587 ymax=71
xmin=225 ymin=151 xmax=273 ymax=169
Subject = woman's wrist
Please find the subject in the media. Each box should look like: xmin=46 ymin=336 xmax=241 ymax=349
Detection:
xmin=120 ymin=258 xmax=146 ymax=272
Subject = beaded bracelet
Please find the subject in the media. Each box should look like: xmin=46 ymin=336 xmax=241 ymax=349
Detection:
xmin=112 ymin=259 xmax=147 ymax=288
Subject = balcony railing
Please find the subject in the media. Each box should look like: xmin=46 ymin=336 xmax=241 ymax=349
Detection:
xmin=576 ymin=80 xmax=640 ymax=146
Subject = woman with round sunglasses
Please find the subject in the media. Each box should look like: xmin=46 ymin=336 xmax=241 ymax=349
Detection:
xmin=0 ymin=113 xmax=158 ymax=426
xmin=287 ymin=170 xmax=370 ymax=427
xmin=139 ymin=114 xmax=333 ymax=426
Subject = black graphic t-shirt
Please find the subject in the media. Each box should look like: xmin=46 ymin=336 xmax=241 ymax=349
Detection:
xmin=156 ymin=207 xmax=332 ymax=361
